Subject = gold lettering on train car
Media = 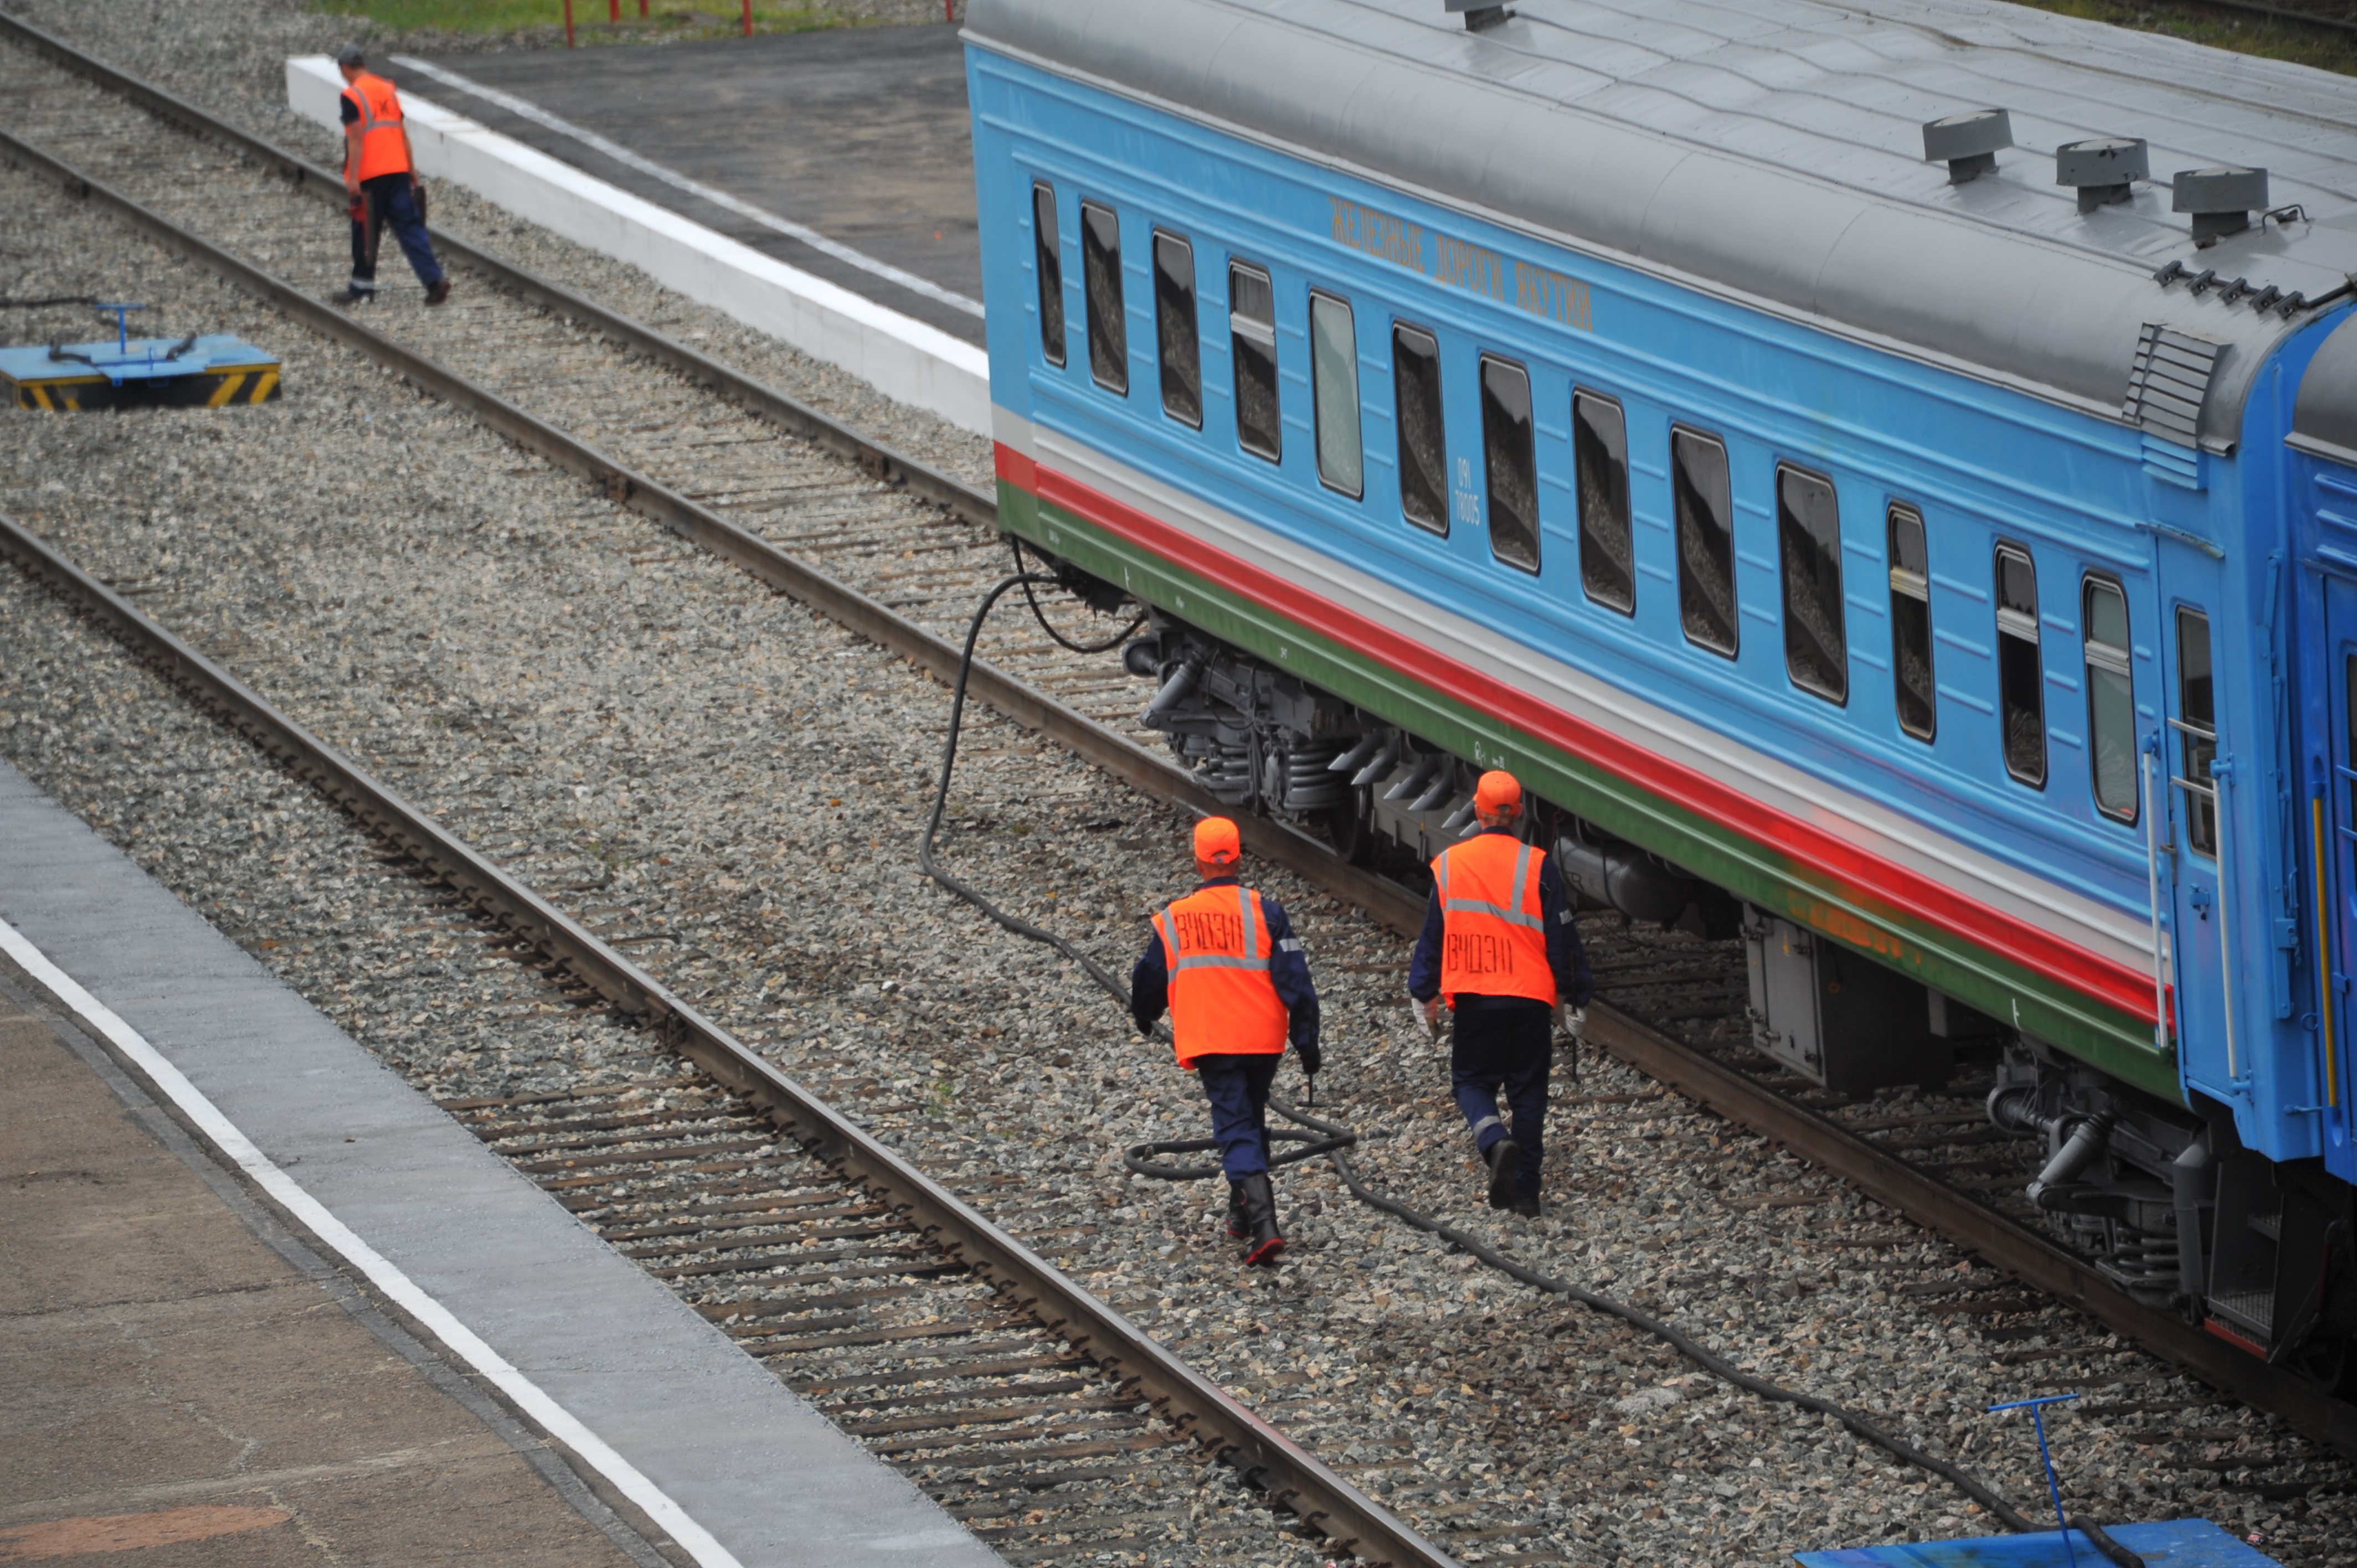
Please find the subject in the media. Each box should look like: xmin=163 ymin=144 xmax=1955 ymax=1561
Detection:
xmin=1514 ymin=259 xmax=1592 ymax=331
xmin=1330 ymin=196 xmax=1425 ymax=272
xmin=1435 ymin=234 xmax=1508 ymax=302
xmin=1791 ymin=895 xmax=1923 ymax=971
xmin=1331 ymin=199 xmax=1591 ymax=329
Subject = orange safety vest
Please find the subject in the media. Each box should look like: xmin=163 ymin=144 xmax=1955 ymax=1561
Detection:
xmin=1432 ymin=833 xmax=1557 ymax=1007
xmin=1153 ymin=884 xmax=1290 ymax=1067
xmin=342 ymin=72 xmax=410 ymax=182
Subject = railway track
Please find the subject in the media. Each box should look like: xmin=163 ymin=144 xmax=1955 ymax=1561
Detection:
xmin=0 ymin=521 xmax=1447 ymax=1566
xmin=3 ymin=9 xmax=2356 ymax=1560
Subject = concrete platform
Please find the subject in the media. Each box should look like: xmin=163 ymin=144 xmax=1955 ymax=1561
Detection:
xmin=0 ymin=973 xmax=649 ymax=1567
xmin=398 ymin=27 xmax=982 ymax=347
xmin=0 ymin=756 xmax=1001 ymax=1568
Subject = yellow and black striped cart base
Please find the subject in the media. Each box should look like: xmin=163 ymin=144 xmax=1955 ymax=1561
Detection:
xmin=2 ymin=335 xmax=281 ymax=411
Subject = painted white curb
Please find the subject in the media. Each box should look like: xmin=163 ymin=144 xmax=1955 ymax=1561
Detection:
xmin=0 ymin=912 xmax=748 ymax=1568
xmin=288 ymin=55 xmax=990 ymax=436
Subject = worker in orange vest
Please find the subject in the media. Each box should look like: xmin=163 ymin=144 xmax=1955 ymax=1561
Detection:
xmin=1131 ymin=817 xmax=1321 ymax=1265
xmin=1410 ymin=771 xmax=1592 ymax=1218
xmin=335 ymin=47 xmax=449 ymax=307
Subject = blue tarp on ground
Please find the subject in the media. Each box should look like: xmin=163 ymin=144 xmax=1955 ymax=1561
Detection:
xmin=1797 ymin=1519 xmax=2279 ymax=1567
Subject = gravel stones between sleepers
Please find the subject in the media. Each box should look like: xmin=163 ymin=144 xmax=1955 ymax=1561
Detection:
xmin=3 ymin=15 xmax=2354 ymax=1568
xmin=0 ymin=0 xmax=994 ymax=492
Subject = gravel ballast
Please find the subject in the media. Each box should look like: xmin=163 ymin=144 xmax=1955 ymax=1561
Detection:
xmin=3 ymin=8 xmax=2354 ymax=1566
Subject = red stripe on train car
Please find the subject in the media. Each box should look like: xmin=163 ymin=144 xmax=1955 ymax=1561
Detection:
xmin=1009 ymin=446 xmax=2157 ymax=1029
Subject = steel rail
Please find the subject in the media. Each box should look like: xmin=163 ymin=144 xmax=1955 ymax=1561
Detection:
xmin=7 ymin=6 xmax=2353 ymax=1473
xmin=0 ymin=6 xmax=997 ymax=531
xmin=0 ymin=119 xmax=1424 ymax=940
xmin=0 ymin=506 xmax=1458 ymax=1568
xmin=1584 ymin=1011 xmax=2357 ymax=1460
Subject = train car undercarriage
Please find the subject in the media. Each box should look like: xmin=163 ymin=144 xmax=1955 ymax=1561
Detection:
xmin=1093 ymin=574 xmax=2357 ymax=1397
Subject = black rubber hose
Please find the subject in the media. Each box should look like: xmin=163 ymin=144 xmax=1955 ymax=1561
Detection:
xmin=919 ymin=572 xmax=1141 ymax=1009
xmin=1009 ymin=536 xmax=1146 ymax=655
xmin=917 ymin=575 xmax=2143 ymax=1568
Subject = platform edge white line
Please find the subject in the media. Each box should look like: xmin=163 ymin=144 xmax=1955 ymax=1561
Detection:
xmin=285 ymin=54 xmax=991 ymax=437
xmin=0 ymin=911 xmax=750 ymax=1568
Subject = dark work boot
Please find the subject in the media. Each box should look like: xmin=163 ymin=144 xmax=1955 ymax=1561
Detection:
xmin=1510 ymin=1194 xmax=1542 ymax=1219
xmin=1226 ymin=1181 xmax=1248 ymax=1240
xmin=424 ymin=278 xmax=451 ymax=306
xmin=1237 ymin=1173 xmax=1285 ymax=1266
xmin=1484 ymin=1138 xmax=1522 ymax=1209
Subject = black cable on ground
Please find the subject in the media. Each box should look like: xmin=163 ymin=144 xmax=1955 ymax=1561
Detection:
xmin=919 ymin=572 xmax=1141 ymax=1009
xmin=0 ymin=296 xmax=100 ymax=309
xmin=919 ymin=575 xmax=2143 ymax=1568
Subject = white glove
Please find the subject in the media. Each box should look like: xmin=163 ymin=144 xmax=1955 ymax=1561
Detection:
xmin=1558 ymin=1004 xmax=1587 ymax=1039
xmin=1409 ymin=996 xmax=1439 ymax=1041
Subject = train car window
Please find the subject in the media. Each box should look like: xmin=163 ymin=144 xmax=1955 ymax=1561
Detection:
xmin=1393 ymin=323 xmax=1446 ymax=534
xmin=1671 ymin=427 xmax=1736 ymax=657
xmin=1031 ymin=183 xmax=1064 ymax=369
xmin=1995 ymin=544 xmax=2046 ymax=788
xmin=2176 ymin=607 xmax=2217 ymax=855
xmin=1480 ymin=355 xmax=1539 ymax=573
xmin=1887 ymin=504 xmax=1934 ymax=741
xmin=1153 ymin=232 xmax=1201 ymax=429
xmin=1080 ymin=200 xmax=1126 ymax=395
xmin=1310 ymin=292 xmax=1363 ymax=499
xmin=1229 ymin=263 xmax=1279 ymax=463
xmin=1777 ymin=463 xmax=1846 ymax=704
xmin=2083 ymin=577 xmax=2137 ymax=823
xmin=1573 ymin=390 xmax=1632 ymax=614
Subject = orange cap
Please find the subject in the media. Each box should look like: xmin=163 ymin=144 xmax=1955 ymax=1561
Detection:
xmin=1474 ymin=770 xmax=1522 ymax=814
xmin=1193 ymin=816 xmax=1242 ymax=866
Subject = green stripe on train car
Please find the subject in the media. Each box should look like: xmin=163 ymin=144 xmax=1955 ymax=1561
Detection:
xmin=999 ymin=479 xmax=2178 ymax=1103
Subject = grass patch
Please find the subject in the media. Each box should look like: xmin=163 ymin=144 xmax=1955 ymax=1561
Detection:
xmin=2001 ymin=0 xmax=2357 ymax=78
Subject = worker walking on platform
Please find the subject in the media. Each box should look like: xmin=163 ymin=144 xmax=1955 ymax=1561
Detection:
xmin=334 ymin=47 xmax=449 ymax=307
xmin=1132 ymin=817 xmax=1321 ymax=1266
xmin=1410 ymin=771 xmax=1592 ymax=1218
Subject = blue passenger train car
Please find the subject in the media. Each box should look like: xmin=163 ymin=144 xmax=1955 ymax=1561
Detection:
xmin=964 ymin=0 xmax=2357 ymax=1390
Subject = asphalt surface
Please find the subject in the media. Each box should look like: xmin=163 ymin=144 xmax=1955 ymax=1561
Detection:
xmin=404 ymin=24 xmax=984 ymax=344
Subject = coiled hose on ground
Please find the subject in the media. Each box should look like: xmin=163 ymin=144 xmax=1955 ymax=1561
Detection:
xmin=920 ymin=574 xmax=2143 ymax=1567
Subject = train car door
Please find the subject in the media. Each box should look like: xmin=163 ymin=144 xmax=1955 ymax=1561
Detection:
xmin=2313 ymin=571 xmax=2357 ymax=1176
xmin=2160 ymin=560 xmax=2234 ymax=1097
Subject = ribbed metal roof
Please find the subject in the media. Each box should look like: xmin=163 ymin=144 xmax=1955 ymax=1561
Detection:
xmin=2297 ymin=315 xmax=2357 ymax=458
xmin=966 ymin=0 xmax=2357 ymax=450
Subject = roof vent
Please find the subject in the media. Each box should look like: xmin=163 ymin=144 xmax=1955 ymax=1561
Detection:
xmin=2056 ymin=137 xmax=2149 ymax=213
xmin=1922 ymin=109 xmax=2012 ymax=184
xmin=2174 ymin=167 xmax=2269 ymax=247
xmin=1444 ymin=0 xmax=1510 ymax=30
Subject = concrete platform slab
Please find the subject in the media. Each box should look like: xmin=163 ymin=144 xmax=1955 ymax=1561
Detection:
xmin=398 ymin=27 xmax=981 ymax=346
xmin=0 ymin=976 xmax=649 ymax=1567
xmin=0 ymin=756 xmax=1001 ymax=1568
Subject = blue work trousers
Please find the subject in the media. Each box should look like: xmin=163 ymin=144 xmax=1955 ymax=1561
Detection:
xmin=351 ymin=173 xmax=444 ymax=291
xmin=1450 ymin=997 xmax=1552 ymax=1199
xmin=1194 ymin=1052 xmax=1280 ymax=1180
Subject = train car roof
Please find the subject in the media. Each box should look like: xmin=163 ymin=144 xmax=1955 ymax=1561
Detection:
xmin=966 ymin=0 xmax=2357 ymax=451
